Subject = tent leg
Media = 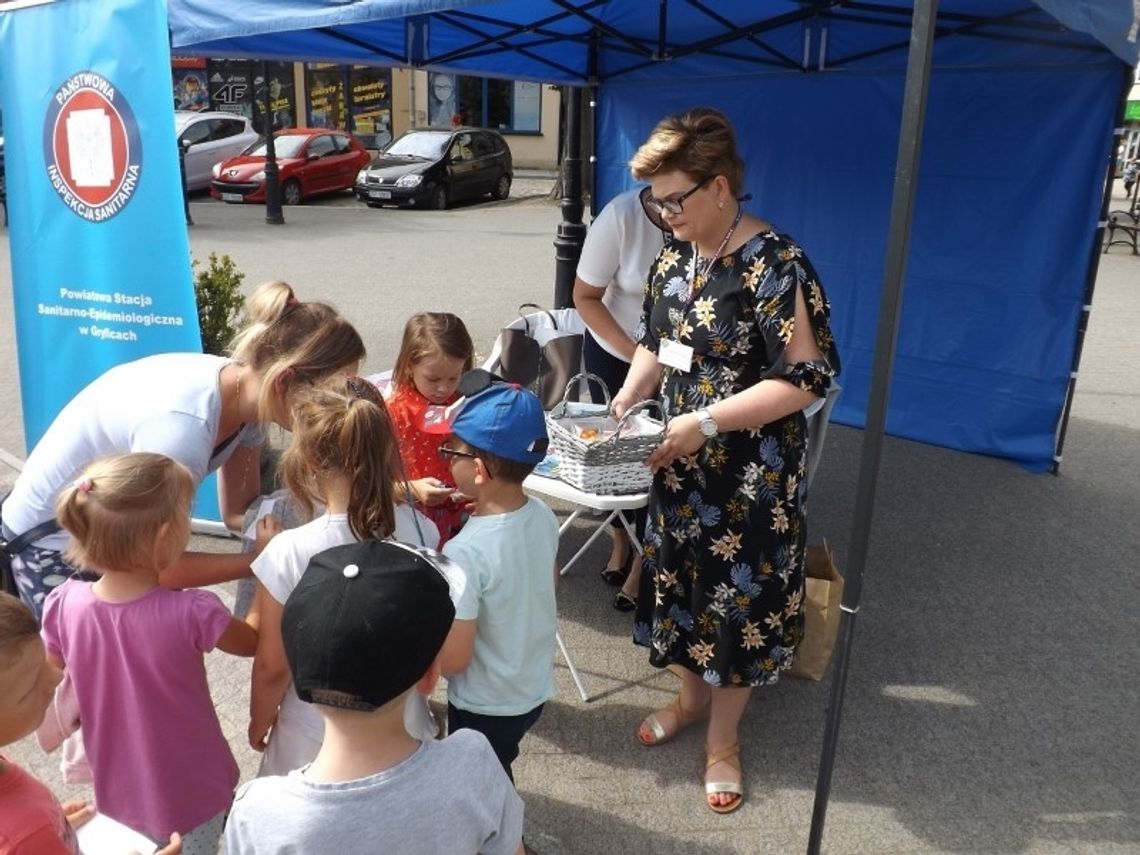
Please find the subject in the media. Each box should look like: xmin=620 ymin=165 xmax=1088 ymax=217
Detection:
xmin=806 ymin=2 xmax=939 ymax=852
xmin=1051 ymin=62 xmax=1136 ymax=474
xmin=553 ymin=86 xmax=586 ymax=309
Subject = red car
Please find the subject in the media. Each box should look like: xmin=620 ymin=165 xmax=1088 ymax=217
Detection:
xmin=210 ymin=128 xmax=371 ymax=205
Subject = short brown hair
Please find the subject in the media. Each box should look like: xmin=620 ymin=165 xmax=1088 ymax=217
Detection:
xmin=393 ymin=312 xmax=475 ymax=389
xmin=0 ymin=593 xmax=40 ymax=670
xmin=55 ymin=453 xmax=195 ymax=574
xmin=629 ymin=107 xmax=744 ymax=194
xmin=466 ymin=444 xmax=537 ymax=484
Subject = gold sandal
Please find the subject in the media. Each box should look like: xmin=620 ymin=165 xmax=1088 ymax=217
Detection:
xmin=637 ymin=695 xmax=709 ymax=747
xmin=704 ymin=742 xmax=744 ymax=814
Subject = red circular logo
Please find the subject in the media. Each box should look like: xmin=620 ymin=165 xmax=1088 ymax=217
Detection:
xmin=52 ymin=89 xmax=130 ymax=207
xmin=44 ymin=70 xmax=143 ymax=222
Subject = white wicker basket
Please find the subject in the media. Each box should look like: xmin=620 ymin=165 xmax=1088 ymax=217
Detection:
xmin=545 ymin=373 xmax=664 ymax=495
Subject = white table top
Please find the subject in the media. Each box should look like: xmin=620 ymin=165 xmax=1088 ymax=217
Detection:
xmin=523 ymin=473 xmax=649 ymax=510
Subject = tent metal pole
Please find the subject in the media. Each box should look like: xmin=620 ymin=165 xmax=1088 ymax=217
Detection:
xmin=806 ymin=1 xmax=938 ymax=852
xmin=1051 ymin=63 xmax=1136 ymax=475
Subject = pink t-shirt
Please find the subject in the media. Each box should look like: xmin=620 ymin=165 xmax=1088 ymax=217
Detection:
xmin=41 ymin=581 xmax=237 ymax=841
xmin=0 ymin=755 xmax=78 ymax=854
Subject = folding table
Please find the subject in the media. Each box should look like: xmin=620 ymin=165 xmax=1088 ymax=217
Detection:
xmin=523 ymin=473 xmax=649 ymax=702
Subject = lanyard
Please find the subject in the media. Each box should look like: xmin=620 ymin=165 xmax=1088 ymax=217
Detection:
xmin=682 ymin=204 xmax=744 ymax=311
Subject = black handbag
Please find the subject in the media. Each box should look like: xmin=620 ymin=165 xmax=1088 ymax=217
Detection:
xmin=496 ymin=303 xmax=584 ymax=410
xmin=0 ymin=490 xmax=62 ymax=596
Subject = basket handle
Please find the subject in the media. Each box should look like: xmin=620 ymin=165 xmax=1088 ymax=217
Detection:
xmin=551 ymin=372 xmax=610 ymax=415
xmin=604 ymin=398 xmax=666 ymax=444
xmin=517 ymin=302 xmax=558 ymax=336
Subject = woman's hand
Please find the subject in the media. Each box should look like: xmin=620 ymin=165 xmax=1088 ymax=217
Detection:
xmin=248 ymin=713 xmax=274 ymax=752
xmin=644 ymin=412 xmax=706 ymax=472
xmin=412 ymin=477 xmax=455 ymax=507
xmin=611 ymin=387 xmax=641 ymax=420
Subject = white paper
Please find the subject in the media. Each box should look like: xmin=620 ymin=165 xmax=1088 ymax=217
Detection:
xmin=76 ymin=812 xmax=157 ymax=854
xmin=242 ymin=497 xmax=280 ymax=540
xmin=66 ymin=108 xmax=115 ymax=187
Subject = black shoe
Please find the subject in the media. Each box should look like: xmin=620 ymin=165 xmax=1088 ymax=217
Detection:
xmin=613 ymin=590 xmax=637 ymax=612
xmin=600 ymin=563 xmax=628 ymax=586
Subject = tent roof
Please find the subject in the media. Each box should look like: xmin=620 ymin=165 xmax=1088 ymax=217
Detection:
xmin=170 ymin=1 xmax=1140 ymax=80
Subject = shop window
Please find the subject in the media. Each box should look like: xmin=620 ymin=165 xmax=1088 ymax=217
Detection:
xmin=452 ymin=76 xmax=541 ymax=133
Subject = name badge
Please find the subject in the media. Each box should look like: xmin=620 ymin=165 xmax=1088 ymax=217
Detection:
xmin=658 ymin=339 xmax=694 ymax=373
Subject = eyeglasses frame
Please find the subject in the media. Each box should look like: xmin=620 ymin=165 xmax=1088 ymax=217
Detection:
xmin=644 ymin=174 xmax=714 ymax=216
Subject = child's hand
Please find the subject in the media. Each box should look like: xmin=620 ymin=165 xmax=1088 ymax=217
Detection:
xmin=61 ymin=799 xmax=95 ymax=830
xmin=146 ymin=832 xmax=182 ymax=855
xmin=253 ymin=514 xmax=283 ymax=554
xmin=414 ymin=478 xmax=455 ymax=507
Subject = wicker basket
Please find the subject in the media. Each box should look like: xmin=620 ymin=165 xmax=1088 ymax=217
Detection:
xmin=545 ymin=373 xmax=664 ymax=495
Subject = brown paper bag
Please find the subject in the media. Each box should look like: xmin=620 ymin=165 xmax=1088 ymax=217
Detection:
xmin=788 ymin=543 xmax=844 ymax=681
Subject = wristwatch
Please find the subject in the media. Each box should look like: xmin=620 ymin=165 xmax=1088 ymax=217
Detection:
xmin=695 ymin=408 xmax=719 ymax=438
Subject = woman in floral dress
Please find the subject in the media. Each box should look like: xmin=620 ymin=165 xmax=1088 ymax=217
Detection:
xmin=611 ymin=107 xmax=840 ymax=813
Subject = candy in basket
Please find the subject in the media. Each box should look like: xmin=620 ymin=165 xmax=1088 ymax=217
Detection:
xmin=545 ymin=373 xmax=664 ymax=495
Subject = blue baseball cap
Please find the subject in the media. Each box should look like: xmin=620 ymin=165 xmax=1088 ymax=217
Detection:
xmin=451 ymin=381 xmax=548 ymax=464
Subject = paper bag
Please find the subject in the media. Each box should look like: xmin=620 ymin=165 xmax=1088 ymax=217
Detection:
xmin=788 ymin=543 xmax=844 ymax=681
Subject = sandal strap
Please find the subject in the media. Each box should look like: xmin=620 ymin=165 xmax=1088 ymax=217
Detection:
xmin=705 ymin=781 xmax=744 ymax=797
xmin=705 ymin=742 xmax=741 ymax=771
xmin=640 ymin=694 xmax=709 ymax=745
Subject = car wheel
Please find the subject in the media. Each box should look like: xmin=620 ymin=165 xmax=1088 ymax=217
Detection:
xmin=492 ymin=174 xmax=511 ymax=201
xmin=431 ymin=185 xmax=449 ymax=210
xmin=282 ymin=179 xmax=302 ymax=206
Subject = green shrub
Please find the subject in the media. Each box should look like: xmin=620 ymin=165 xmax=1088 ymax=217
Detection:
xmin=193 ymin=252 xmax=245 ymax=355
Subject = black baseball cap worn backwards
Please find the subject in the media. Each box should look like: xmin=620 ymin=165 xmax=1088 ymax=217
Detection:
xmin=282 ymin=540 xmax=456 ymax=711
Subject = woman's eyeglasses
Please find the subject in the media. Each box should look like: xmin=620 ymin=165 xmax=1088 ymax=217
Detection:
xmin=438 ymin=443 xmax=477 ymax=462
xmin=644 ymin=175 xmax=713 ymax=216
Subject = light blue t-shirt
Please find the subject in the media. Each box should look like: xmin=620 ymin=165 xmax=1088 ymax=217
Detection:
xmin=442 ymin=497 xmax=559 ymax=716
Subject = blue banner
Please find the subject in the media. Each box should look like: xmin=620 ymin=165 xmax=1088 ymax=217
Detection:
xmin=0 ymin=1 xmax=225 ymax=521
xmin=0 ymin=0 xmax=201 ymax=450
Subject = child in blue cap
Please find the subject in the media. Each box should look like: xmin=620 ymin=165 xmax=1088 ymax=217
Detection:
xmin=437 ymin=377 xmax=559 ymax=782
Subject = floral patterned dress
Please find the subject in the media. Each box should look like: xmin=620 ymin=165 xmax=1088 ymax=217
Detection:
xmin=633 ymin=228 xmax=840 ymax=687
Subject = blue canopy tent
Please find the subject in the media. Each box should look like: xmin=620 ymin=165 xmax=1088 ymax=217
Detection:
xmin=170 ymin=2 xmax=1137 ymax=848
xmin=169 ymin=0 xmax=1138 ymax=474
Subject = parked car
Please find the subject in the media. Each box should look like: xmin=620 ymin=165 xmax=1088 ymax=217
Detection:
xmin=175 ymin=110 xmax=259 ymax=192
xmin=211 ymin=128 xmax=371 ymax=205
xmin=354 ymin=127 xmax=512 ymax=209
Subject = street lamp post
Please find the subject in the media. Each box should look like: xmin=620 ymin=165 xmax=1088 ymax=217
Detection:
xmin=552 ymin=86 xmax=586 ymax=309
xmin=262 ymin=61 xmax=284 ymax=225
xmin=178 ymin=138 xmax=193 ymax=227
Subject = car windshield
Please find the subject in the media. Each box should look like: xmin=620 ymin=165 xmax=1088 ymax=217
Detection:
xmin=384 ymin=131 xmax=450 ymax=160
xmin=243 ymin=135 xmax=308 ymax=159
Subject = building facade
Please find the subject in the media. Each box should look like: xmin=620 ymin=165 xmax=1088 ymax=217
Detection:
xmin=172 ymin=57 xmax=561 ymax=169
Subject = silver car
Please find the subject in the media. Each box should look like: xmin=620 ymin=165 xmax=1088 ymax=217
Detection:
xmin=175 ymin=110 xmax=260 ymax=192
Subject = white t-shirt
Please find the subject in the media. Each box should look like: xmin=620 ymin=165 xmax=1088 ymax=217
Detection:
xmin=4 ymin=353 xmax=262 ymax=550
xmin=575 ymin=188 xmax=668 ymax=361
xmin=442 ymin=497 xmax=559 ymax=716
xmin=251 ymin=509 xmax=437 ymax=750
xmin=225 ymin=729 xmax=523 ymax=855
